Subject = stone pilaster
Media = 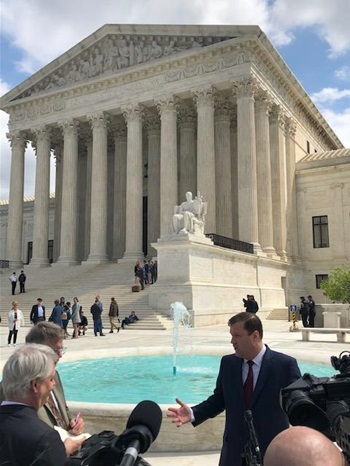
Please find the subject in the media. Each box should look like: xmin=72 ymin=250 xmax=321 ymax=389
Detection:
xmin=330 ymin=183 xmax=346 ymax=259
xmin=230 ymin=111 xmax=239 ymax=239
xmin=234 ymin=78 xmax=260 ymax=249
xmin=192 ymin=87 xmax=216 ymax=233
xmin=284 ymin=118 xmax=299 ymax=261
xmin=53 ymin=144 xmax=63 ymax=262
xmin=255 ymin=92 xmax=275 ymax=255
xmin=6 ymin=131 xmax=27 ymax=268
xmin=57 ymin=120 xmax=79 ymax=265
xmin=30 ymin=127 xmax=51 ymax=266
xmin=121 ymin=104 xmax=144 ymax=261
xmin=215 ymin=95 xmax=232 ymax=237
xmin=178 ymin=102 xmax=197 ymax=199
xmin=86 ymin=113 xmax=109 ymax=263
xmin=297 ymin=188 xmax=307 ymax=259
xmin=156 ymin=96 xmax=178 ymax=236
xmin=112 ymin=121 xmax=127 ymax=260
xmin=145 ymin=113 xmax=161 ymax=257
xmin=77 ymin=145 xmax=88 ymax=262
xmin=270 ymin=105 xmax=287 ymax=260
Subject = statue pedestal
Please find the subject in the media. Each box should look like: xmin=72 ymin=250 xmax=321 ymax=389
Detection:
xmin=149 ymin=233 xmax=291 ymax=326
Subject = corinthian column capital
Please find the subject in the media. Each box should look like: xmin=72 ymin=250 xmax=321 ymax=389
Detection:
xmin=255 ymin=90 xmax=273 ymax=114
xmin=284 ymin=117 xmax=297 ymax=137
xmin=191 ymin=87 xmax=216 ymax=109
xmin=155 ymin=95 xmax=178 ymax=117
xmin=122 ymin=104 xmax=144 ymax=124
xmin=270 ymin=105 xmax=286 ymax=128
xmin=59 ymin=119 xmax=79 ymax=136
xmin=87 ymin=113 xmax=109 ymax=131
xmin=233 ymin=77 xmax=258 ymax=100
xmin=6 ymin=131 xmax=28 ymax=151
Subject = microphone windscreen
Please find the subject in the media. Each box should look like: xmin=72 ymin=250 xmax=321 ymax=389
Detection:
xmin=126 ymin=400 xmax=163 ymax=441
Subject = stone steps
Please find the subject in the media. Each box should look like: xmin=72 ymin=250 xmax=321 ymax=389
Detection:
xmin=0 ymin=263 xmax=169 ymax=330
xmin=266 ymin=308 xmax=289 ymax=320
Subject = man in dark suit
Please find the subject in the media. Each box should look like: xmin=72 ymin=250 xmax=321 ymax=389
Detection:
xmin=30 ymin=297 xmax=46 ymax=324
xmin=168 ymin=312 xmax=301 ymax=466
xmin=0 ymin=344 xmax=83 ymax=465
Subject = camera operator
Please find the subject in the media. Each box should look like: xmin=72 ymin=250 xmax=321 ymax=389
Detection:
xmin=264 ymin=426 xmax=346 ymax=466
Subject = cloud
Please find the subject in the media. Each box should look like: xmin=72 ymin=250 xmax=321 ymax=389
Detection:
xmin=321 ymin=107 xmax=350 ymax=147
xmin=311 ymin=87 xmax=350 ymax=104
xmin=335 ymin=66 xmax=350 ymax=81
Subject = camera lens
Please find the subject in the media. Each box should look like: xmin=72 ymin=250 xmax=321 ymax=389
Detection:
xmin=283 ymin=390 xmax=330 ymax=431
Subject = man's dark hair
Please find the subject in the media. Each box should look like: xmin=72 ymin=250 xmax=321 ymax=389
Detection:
xmin=25 ymin=321 xmax=64 ymax=344
xmin=228 ymin=312 xmax=263 ymax=339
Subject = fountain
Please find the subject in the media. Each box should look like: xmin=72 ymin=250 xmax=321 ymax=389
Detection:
xmin=170 ymin=301 xmax=191 ymax=375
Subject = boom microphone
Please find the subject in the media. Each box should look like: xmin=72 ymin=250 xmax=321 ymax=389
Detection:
xmin=118 ymin=400 xmax=163 ymax=466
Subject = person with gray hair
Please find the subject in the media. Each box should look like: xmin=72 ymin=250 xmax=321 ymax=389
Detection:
xmin=0 ymin=344 xmax=83 ymax=465
xmin=0 ymin=321 xmax=87 ymax=451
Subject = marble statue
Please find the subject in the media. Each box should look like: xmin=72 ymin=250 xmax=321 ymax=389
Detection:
xmin=173 ymin=191 xmax=207 ymax=236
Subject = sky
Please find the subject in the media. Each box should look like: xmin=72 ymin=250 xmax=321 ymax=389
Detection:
xmin=0 ymin=0 xmax=350 ymax=200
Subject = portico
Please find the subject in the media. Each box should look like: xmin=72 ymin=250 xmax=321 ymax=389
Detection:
xmin=1 ymin=25 xmax=342 ymax=269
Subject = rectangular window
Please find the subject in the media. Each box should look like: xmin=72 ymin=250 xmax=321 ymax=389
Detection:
xmin=307 ymin=140 xmax=310 ymax=154
xmin=312 ymin=216 xmax=329 ymax=248
xmin=316 ymin=274 xmax=328 ymax=289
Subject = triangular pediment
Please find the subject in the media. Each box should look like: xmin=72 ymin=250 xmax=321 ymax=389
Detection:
xmin=1 ymin=24 xmax=261 ymax=106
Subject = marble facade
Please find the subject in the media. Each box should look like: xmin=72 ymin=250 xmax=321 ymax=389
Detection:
xmin=0 ymin=25 xmax=348 ymax=309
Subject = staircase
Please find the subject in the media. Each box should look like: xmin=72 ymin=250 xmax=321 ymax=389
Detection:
xmin=0 ymin=263 xmax=172 ymax=330
xmin=266 ymin=308 xmax=289 ymax=320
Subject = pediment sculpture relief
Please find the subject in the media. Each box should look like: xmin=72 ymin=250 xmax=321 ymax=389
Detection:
xmin=16 ymin=35 xmax=231 ymax=100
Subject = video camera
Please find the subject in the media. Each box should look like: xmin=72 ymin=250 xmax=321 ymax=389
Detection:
xmin=75 ymin=400 xmax=162 ymax=466
xmin=281 ymin=350 xmax=350 ymax=463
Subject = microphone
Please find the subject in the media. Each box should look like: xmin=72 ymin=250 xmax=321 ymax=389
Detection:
xmin=118 ymin=400 xmax=163 ymax=466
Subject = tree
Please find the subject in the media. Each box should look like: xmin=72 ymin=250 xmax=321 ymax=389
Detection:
xmin=320 ymin=265 xmax=350 ymax=304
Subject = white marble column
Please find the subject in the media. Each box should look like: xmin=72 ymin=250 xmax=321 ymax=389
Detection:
xmin=235 ymin=78 xmax=260 ymax=249
xmin=255 ymin=92 xmax=275 ymax=255
xmin=77 ymin=147 xmax=87 ymax=262
xmin=146 ymin=113 xmax=161 ymax=257
xmin=215 ymin=96 xmax=232 ymax=237
xmin=122 ymin=105 xmax=144 ymax=261
xmin=193 ymin=87 xmax=216 ymax=233
xmin=156 ymin=96 xmax=178 ymax=236
xmin=53 ymin=144 xmax=63 ymax=262
xmin=6 ymin=131 xmax=27 ymax=268
xmin=270 ymin=105 xmax=287 ymax=260
xmin=84 ymin=137 xmax=92 ymax=260
xmin=87 ymin=113 xmax=108 ymax=263
xmin=284 ymin=118 xmax=299 ymax=261
xmin=57 ymin=120 xmax=79 ymax=265
xmin=112 ymin=121 xmax=127 ymax=261
xmin=178 ymin=103 xmax=197 ymax=199
xmin=30 ymin=127 xmax=51 ymax=266
xmin=230 ymin=112 xmax=239 ymax=239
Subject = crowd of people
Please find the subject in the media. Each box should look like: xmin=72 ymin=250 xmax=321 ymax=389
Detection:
xmin=299 ymin=295 xmax=316 ymax=327
xmin=134 ymin=259 xmax=158 ymax=290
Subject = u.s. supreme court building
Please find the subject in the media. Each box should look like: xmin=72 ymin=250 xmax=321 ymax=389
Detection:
xmin=1 ymin=25 xmax=349 ymax=323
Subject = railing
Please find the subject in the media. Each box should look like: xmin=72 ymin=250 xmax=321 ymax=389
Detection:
xmin=0 ymin=259 xmax=9 ymax=269
xmin=205 ymin=233 xmax=254 ymax=254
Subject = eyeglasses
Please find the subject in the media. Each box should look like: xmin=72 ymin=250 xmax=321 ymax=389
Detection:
xmin=53 ymin=346 xmax=67 ymax=355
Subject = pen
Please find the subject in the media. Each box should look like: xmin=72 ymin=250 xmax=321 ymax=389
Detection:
xmin=74 ymin=412 xmax=81 ymax=424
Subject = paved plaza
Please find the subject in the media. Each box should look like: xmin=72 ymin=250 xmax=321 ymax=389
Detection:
xmin=0 ymin=319 xmax=345 ymax=465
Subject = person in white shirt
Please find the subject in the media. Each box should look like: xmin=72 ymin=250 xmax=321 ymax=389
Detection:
xmin=7 ymin=301 xmax=25 ymax=346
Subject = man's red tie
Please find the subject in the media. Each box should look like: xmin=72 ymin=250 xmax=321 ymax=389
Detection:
xmin=244 ymin=360 xmax=254 ymax=405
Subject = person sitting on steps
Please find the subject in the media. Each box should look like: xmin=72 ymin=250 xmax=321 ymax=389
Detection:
xmin=121 ymin=311 xmax=139 ymax=329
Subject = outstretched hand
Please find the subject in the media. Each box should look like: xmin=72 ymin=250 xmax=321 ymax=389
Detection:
xmin=167 ymin=398 xmax=192 ymax=427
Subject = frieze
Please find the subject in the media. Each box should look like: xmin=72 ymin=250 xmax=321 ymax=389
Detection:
xmin=15 ymin=35 xmax=233 ymax=100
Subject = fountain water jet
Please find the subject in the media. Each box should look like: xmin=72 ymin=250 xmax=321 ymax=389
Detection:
xmin=170 ymin=302 xmax=191 ymax=375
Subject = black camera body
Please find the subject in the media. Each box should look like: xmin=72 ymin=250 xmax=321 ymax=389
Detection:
xmin=281 ymin=351 xmax=350 ymax=463
xmin=74 ymin=430 xmax=151 ymax=466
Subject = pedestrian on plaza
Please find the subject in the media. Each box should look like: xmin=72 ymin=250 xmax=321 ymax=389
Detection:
xmin=299 ymin=297 xmax=310 ymax=328
xmin=30 ymin=298 xmax=46 ymax=325
xmin=90 ymin=298 xmax=105 ymax=336
xmin=71 ymin=297 xmax=81 ymax=339
xmin=307 ymin=295 xmax=316 ymax=328
xmin=49 ymin=299 xmax=63 ymax=327
xmin=78 ymin=311 xmax=88 ymax=336
xmin=18 ymin=270 xmax=26 ymax=293
xmin=167 ymin=312 xmax=301 ymax=466
xmin=9 ymin=272 xmax=17 ymax=295
xmin=7 ymin=301 xmax=25 ymax=346
xmin=108 ymin=297 xmax=120 ymax=333
xmin=61 ymin=302 xmax=71 ymax=338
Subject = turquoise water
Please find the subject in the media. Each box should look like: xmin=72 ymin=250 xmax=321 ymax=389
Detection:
xmin=59 ymin=355 xmax=335 ymax=404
